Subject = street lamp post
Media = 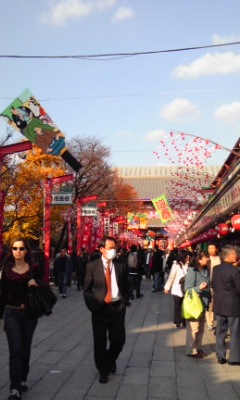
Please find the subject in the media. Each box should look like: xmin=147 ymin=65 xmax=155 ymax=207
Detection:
xmin=43 ymin=174 xmax=73 ymax=282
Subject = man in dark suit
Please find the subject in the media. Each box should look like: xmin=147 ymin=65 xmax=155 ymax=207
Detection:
xmin=212 ymin=245 xmax=240 ymax=365
xmin=84 ymin=236 xmax=131 ymax=383
xmin=151 ymin=245 xmax=164 ymax=292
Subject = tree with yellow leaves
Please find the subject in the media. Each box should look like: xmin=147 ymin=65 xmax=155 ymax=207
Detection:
xmin=1 ymin=144 xmax=66 ymax=244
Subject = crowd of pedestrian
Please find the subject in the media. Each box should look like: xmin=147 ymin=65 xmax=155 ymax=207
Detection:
xmin=164 ymin=242 xmax=240 ymax=366
xmin=1 ymin=237 xmax=240 ymax=397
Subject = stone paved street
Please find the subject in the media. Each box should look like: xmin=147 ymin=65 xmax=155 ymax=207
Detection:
xmin=1 ymin=278 xmax=240 ymax=400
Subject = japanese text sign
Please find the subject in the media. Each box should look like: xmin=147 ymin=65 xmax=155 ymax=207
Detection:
xmin=152 ymin=195 xmax=173 ymax=225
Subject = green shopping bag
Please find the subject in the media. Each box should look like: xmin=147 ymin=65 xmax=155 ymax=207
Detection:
xmin=181 ymin=289 xmax=204 ymax=320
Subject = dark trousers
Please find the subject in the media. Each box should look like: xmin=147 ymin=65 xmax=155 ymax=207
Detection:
xmin=76 ymin=272 xmax=84 ymax=290
xmin=216 ymin=315 xmax=240 ymax=362
xmin=128 ymin=274 xmax=141 ymax=298
xmin=4 ymin=307 xmax=37 ymax=392
xmin=58 ymin=272 xmax=67 ymax=295
xmin=91 ymin=302 xmax=126 ymax=375
xmin=160 ymin=271 xmax=165 ymax=287
xmin=173 ymin=295 xmax=184 ymax=325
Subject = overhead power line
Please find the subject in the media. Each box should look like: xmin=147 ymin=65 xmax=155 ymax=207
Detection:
xmin=2 ymin=87 xmax=240 ymax=102
xmin=0 ymin=41 xmax=240 ymax=60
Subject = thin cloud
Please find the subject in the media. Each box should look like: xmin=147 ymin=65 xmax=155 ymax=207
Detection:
xmin=159 ymin=98 xmax=201 ymax=122
xmin=42 ymin=0 xmax=116 ymax=26
xmin=144 ymin=129 xmax=167 ymax=142
xmin=173 ymin=52 xmax=240 ymax=79
xmin=116 ymin=130 xmax=135 ymax=139
xmin=112 ymin=7 xmax=135 ymax=22
xmin=215 ymin=102 xmax=240 ymax=123
xmin=97 ymin=0 xmax=116 ymax=10
xmin=212 ymin=33 xmax=240 ymax=44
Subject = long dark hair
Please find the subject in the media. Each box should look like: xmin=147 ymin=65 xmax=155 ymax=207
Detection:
xmin=3 ymin=238 xmax=33 ymax=271
xmin=188 ymin=251 xmax=209 ymax=271
xmin=176 ymin=250 xmax=190 ymax=268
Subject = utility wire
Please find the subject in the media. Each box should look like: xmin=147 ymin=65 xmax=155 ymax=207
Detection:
xmin=2 ymin=87 xmax=240 ymax=102
xmin=0 ymin=41 xmax=240 ymax=59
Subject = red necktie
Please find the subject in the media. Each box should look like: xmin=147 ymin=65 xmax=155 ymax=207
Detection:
xmin=104 ymin=261 xmax=111 ymax=303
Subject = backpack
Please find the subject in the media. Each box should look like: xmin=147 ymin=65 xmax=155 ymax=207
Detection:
xmin=127 ymin=252 xmax=138 ymax=268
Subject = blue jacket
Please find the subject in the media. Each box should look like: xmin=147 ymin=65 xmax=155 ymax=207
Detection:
xmin=184 ymin=267 xmax=210 ymax=310
xmin=53 ymin=255 xmax=73 ymax=277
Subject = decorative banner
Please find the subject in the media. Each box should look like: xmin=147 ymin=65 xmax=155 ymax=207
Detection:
xmin=81 ymin=217 xmax=92 ymax=250
xmin=152 ymin=195 xmax=174 ymax=225
xmin=0 ymin=190 xmax=5 ymax=256
xmin=104 ymin=217 xmax=110 ymax=234
xmin=0 ymin=88 xmax=82 ymax=172
xmin=127 ymin=212 xmax=148 ymax=230
xmin=112 ymin=222 xmax=119 ymax=235
xmin=153 ymin=131 xmax=221 ymax=167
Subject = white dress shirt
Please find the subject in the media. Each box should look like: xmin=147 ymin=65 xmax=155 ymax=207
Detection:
xmin=102 ymin=257 xmax=120 ymax=301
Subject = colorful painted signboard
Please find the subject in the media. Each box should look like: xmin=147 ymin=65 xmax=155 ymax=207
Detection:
xmin=127 ymin=212 xmax=148 ymax=230
xmin=151 ymin=195 xmax=173 ymax=225
xmin=0 ymin=88 xmax=81 ymax=172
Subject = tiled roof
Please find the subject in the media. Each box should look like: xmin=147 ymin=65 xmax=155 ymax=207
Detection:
xmin=118 ymin=165 xmax=220 ymax=199
xmin=117 ymin=165 xmax=219 ymax=178
xmin=147 ymin=218 xmax=165 ymax=228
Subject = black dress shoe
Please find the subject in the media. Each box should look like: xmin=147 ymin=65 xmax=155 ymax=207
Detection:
xmin=218 ymin=357 xmax=227 ymax=364
xmin=99 ymin=374 xmax=108 ymax=383
xmin=109 ymin=361 xmax=117 ymax=374
xmin=228 ymin=361 xmax=240 ymax=366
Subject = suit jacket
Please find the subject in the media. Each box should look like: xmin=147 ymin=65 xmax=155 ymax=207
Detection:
xmin=83 ymin=257 xmax=131 ymax=312
xmin=212 ymin=262 xmax=240 ymax=317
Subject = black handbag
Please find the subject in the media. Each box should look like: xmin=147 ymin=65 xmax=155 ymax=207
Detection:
xmin=25 ymin=266 xmax=57 ymax=318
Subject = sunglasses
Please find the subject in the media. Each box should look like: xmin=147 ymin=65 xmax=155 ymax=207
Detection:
xmin=12 ymin=247 xmax=26 ymax=251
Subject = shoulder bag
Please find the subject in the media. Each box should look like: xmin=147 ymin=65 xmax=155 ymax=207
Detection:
xmin=181 ymin=288 xmax=203 ymax=320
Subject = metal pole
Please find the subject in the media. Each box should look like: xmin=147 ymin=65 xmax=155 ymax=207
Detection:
xmin=44 ymin=179 xmax=51 ymax=282
xmin=76 ymin=199 xmax=82 ymax=255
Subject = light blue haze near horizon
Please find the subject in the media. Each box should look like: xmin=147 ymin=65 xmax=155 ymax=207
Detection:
xmin=0 ymin=0 xmax=240 ymax=169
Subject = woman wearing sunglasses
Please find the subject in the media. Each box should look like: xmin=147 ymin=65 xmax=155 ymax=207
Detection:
xmin=0 ymin=238 xmax=42 ymax=400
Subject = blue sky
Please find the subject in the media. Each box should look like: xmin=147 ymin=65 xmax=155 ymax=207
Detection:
xmin=1 ymin=0 xmax=240 ymax=168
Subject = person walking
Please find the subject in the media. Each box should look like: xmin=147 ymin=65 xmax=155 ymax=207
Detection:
xmin=184 ymin=251 xmax=210 ymax=358
xmin=53 ymin=247 xmax=73 ymax=298
xmin=0 ymin=238 xmax=41 ymax=400
xmin=76 ymin=248 xmax=89 ymax=291
xmin=127 ymin=244 xmax=143 ymax=299
xmin=83 ymin=236 xmax=131 ymax=383
xmin=164 ymin=251 xmax=190 ymax=328
xmin=151 ymin=245 xmax=164 ymax=292
xmin=212 ymin=245 xmax=240 ymax=365
xmin=206 ymin=242 xmax=221 ymax=331
xmin=143 ymin=248 xmax=152 ymax=279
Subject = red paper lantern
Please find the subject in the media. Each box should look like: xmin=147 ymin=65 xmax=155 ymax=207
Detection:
xmin=231 ymin=215 xmax=240 ymax=230
xmin=217 ymin=223 xmax=229 ymax=236
xmin=179 ymin=240 xmax=191 ymax=248
xmin=208 ymin=228 xmax=218 ymax=239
